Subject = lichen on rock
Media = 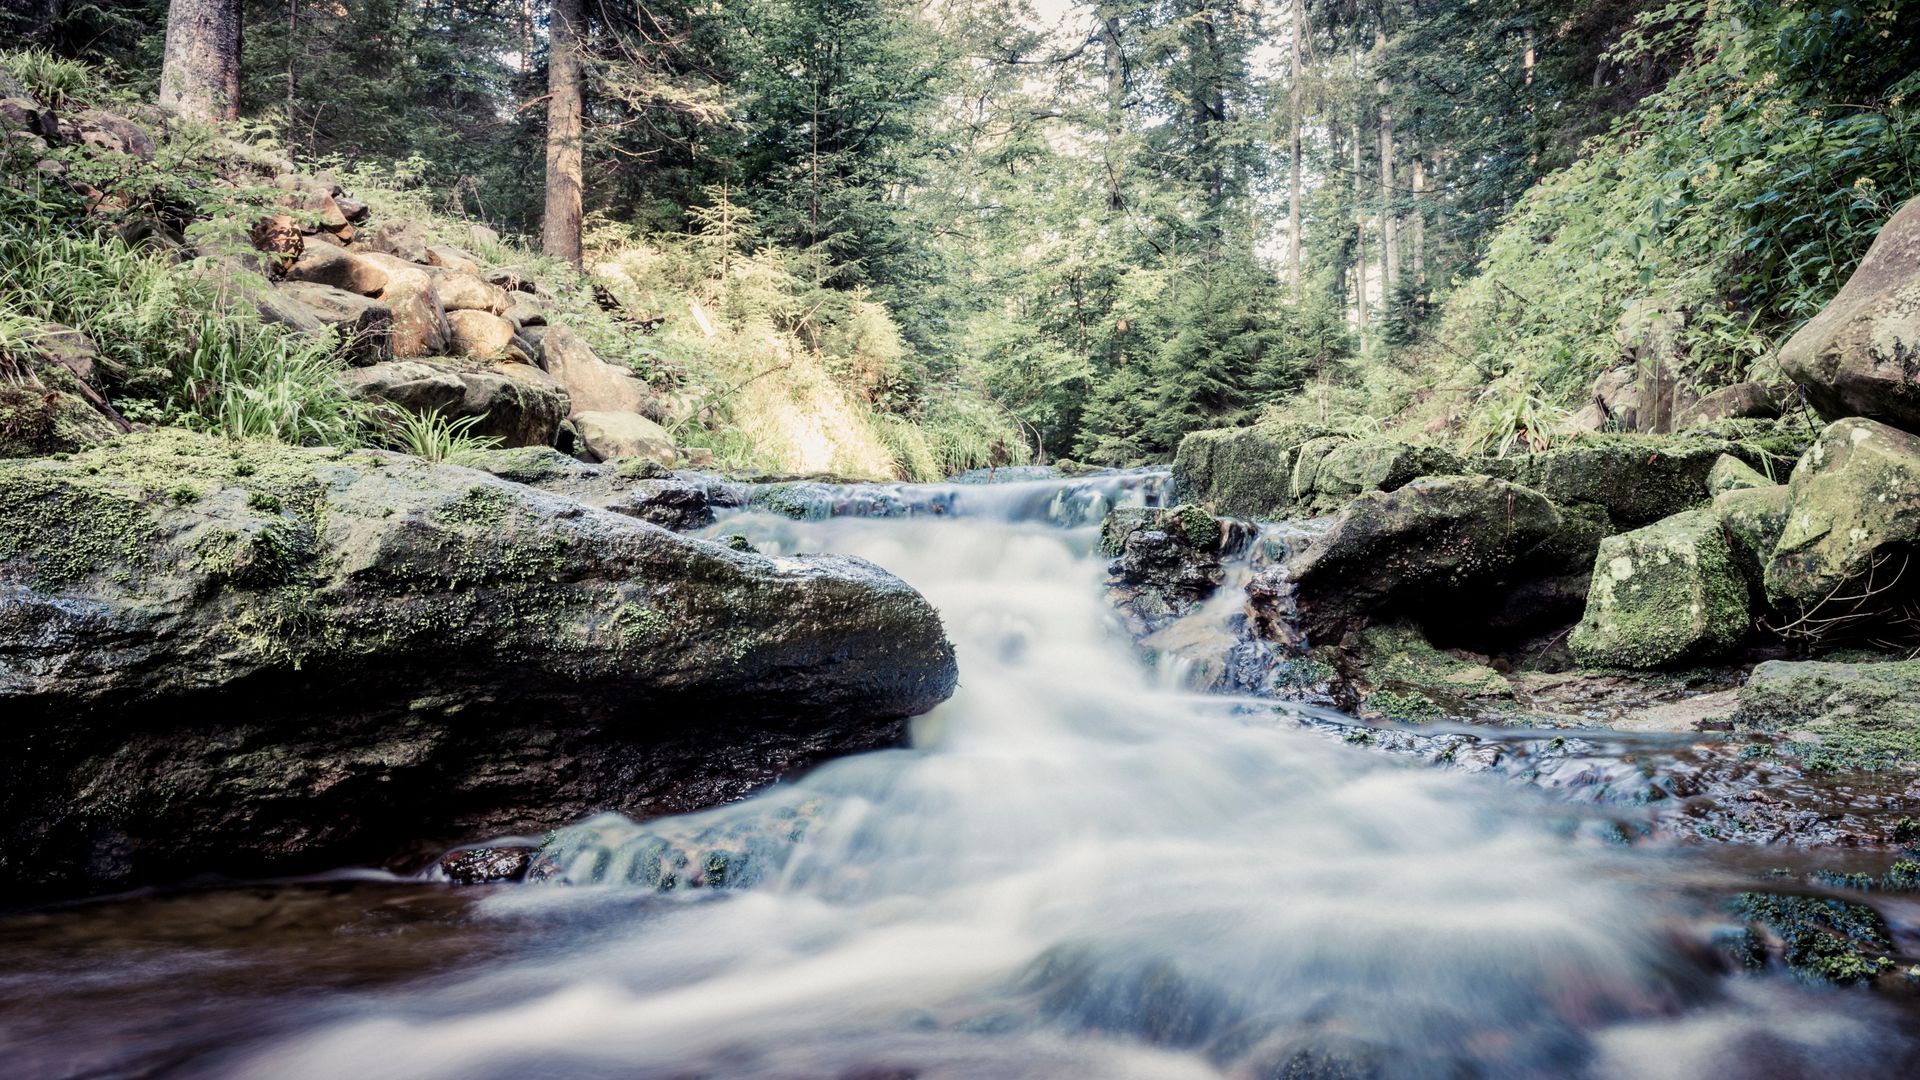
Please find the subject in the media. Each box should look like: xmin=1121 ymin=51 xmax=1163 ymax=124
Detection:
xmin=1570 ymin=509 xmax=1750 ymax=668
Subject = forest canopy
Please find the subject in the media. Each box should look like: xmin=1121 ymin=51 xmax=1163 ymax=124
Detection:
xmin=7 ymin=0 xmax=1918 ymax=466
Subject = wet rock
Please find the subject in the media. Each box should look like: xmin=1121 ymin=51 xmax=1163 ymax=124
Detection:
xmin=1727 ymin=891 xmax=1896 ymax=985
xmin=611 ymin=479 xmax=713 ymax=530
xmin=439 ymin=846 xmax=535 ymax=885
xmin=1734 ymin=660 xmax=1920 ymax=772
xmin=345 ymin=359 xmax=568 ymax=447
xmin=1101 ymin=504 xmax=1225 ymax=635
xmin=1765 ymin=417 xmax=1920 ymax=610
xmin=1264 ymin=476 xmax=1562 ymax=646
xmin=1570 ymin=509 xmax=1750 ymax=668
xmin=1341 ymin=622 xmax=1511 ymax=723
xmin=1779 ymin=195 xmax=1920 ymax=430
xmin=0 ymin=430 xmax=957 ymax=899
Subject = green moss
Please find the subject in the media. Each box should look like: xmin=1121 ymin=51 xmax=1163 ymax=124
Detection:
xmin=1165 ymin=503 xmax=1219 ymax=550
xmin=1170 ymin=420 xmax=1331 ymax=519
xmin=614 ymin=600 xmax=668 ymax=648
xmin=0 ymin=470 xmax=157 ymax=587
xmin=435 ymin=484 xmax=519 ymax=530
xmin=1363 ymin=688 xmax=1443 ymax=723
xmin=1734 ymin=660 xmax=1920 ymax=772
xmin=1730 ymin=892 xmax=1895 ymax=985
xmin=1570 ymin=509 xmax=1750 ymax=668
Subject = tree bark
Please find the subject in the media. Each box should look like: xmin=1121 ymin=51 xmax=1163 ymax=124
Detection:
xmin=159 ymin=0 xmax=243 ymax=122
xmin=1351 ymin=48 xmax=1367 ymax=340
xmin=1375 ymin=25 xmax=1397 ymax=295
xmin=1411 ymin=143 xmax=1426 ymax=288
xmin=542 ymin=0 xmax=586 ymax=267
xmin=1286 ymin=0 xmax=1304 ymax=294
xmin=1101 ymin=15 xmax=1128 ymax=212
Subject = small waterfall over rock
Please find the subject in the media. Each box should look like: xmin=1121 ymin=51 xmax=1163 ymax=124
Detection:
xmin=212 ymin=471 xmax=1919 ymax=1080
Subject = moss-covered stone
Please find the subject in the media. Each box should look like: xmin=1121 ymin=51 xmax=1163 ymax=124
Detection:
xmin=1766 ymin=417 xmax=1920 ymax=607
xmin=1570 ymin=509 xmax=1750 ymax=668
xmin=0 ymin=429 xmax=956 ymax=900
xmin=1728 ymin=891 xmax=1895 ymax=985
xmin=1712 ymin=484 xmax=1789 ymax=588
xmin=1170 ymin=420 xmax=1331 ymax=519
xmin=1288 ymin=437 xmax=1466 ymax=515
xmin=1349 ymin=622 xmax=1511 ymax=721
xmin=1481 ymin=434 xmax=1789 ymax=527
xmin=1707 ymin=453 xmax=1774 ymax=495
xmin=1733 ymin=659 xmax=1920 ymax=772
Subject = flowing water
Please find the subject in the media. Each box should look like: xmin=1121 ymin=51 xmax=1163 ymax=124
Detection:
xmin=5 ymin=471 xmax=1920 ymax=1079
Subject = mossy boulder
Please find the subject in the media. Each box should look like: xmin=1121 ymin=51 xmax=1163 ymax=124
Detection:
xmin=1713 ymin=484 xmax=1789 ymax=587
xmin=345 ymin=358 xmax=569 ymax=448
xmin=1288 ymin=436 xmax=1465 ymax=515
xmin=1765 ymin=417 xmax=1920 ymax=608
xmin=0 ymin=430 xmax=956 ymax=899
xmin=1170 ymin=419 xmax=1330 ymax=519
xmin=1733 ymin=659 xmax=1920 ymax=772
xmin=1263 ymin=475 xmax=1562 ymax=645
xmin=1347 ymin=622 xmax=1511 ymax=722
xmin=1707 ymin=453 xmax=1773 ymax=495
xmin=1479 ymin=434 xmax=1786 ymax=527
xmin=1569 ymin=509 xmax=1750 ymax=668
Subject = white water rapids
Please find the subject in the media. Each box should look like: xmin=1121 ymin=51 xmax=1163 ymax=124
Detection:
xmin=216 ymin=472 xmax=1910 ymax=1079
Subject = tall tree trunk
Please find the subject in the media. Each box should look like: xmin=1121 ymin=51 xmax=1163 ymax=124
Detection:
xmin=1375 ymin=25 xmax=1397 ymax=296
xmin=160 ymin=0 xmax=243 ymax=122
xmin=1411 ymin=143 xmax=1426 ymax=288
xmin=1101 ymin=15 xmax=1127 ymax=212
xmin=1285 ymin=0 xmax=1304 ymax=294
xmin=1351 ymin=48 xmax=1367 ymax=341
xmin=542 ymin=0 xmax=585 ymax=267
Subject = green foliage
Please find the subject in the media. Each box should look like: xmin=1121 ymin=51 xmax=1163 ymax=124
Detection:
xmin=1418 ymin=0 xmax=1919 ymax=441
xmin=381 ymin=408 xmax=502 ymax=464
xmin=0 ymin=47 xmax=102 ymax=107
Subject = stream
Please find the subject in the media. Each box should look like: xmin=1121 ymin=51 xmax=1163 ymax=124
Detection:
xmin=4 ymin=471 xmax=1920 ymax=1078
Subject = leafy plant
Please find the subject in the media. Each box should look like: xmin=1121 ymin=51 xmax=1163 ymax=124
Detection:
xmin=380 ymin=407 xmax=501 ymax=464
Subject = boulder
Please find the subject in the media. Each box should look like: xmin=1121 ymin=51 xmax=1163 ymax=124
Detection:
xmin=359 ymin=251 xmax=451 ymax=358
xmin=1481 ymin=435 xmax=1783 ymax=527
xmin=538 ymin=325 xmax=662 ymax=418
xmin=334 ymin=195 xmax=371 ymax=223
xmin=346 ymin=359 xmax=568 ymax=448
xmin=462 ymin=446 xmax=714 ymax=530
xmin=467 ymin=224 xmax=502 ymax=249
xmin=0 ymin=430 xmax=957 ymax=898
xmin=1098 ymin=504 xmax=1226 ymax=636
xmin=1287 ymin=437 xmax=1465 ymax=515
xmin=1260 ymin=475 xmax=1562 ymax=646
xmin=1707 ymin=453 xmax=1773 ymax=495
xmin=426 ymin=245 xmax=481 ymax=275
xmin=1779 ymin=196 xmax=1920 ymax=430
xmin=433 ymin=271 xmax=510 ymax=314
xmin=504 ymin=292 xmax=551 ymax=328
xmin=1682 ymin=383 xmax=1780 ymax=429
xmin=274 ymin=281 xmax=392 ymax=363
xmin=573 ymin=410 xmax=679 ymax=466
xmin=1171 ymin=420 xmax=1332 ymax=520
xmin=76 ymin=110 xmax=154 ymax=160
xmin=1569 ymin=366 xmax=1644 ymax=433
xmin=1713 ymin=484 xmax=1789 ymax=587
xmin=364 ymin=219 xmax=432 ymax=264
xmin=446 ymin=308 xmax=518 ymax=359
xmin=1570 ymin=509 xmax=1750 ymax=668
xmin=1733 ymin=660 xmax=1920 ymax=773
xmin=1766 ymin=417 xmax=1920 ymax=607
xmin=282 ymin=242 xmax=389 ymax=296
xmin=0 ymin=97 xmax=56 ymax=138
xmin=275 ymin=177 xmax=349 ymax=231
